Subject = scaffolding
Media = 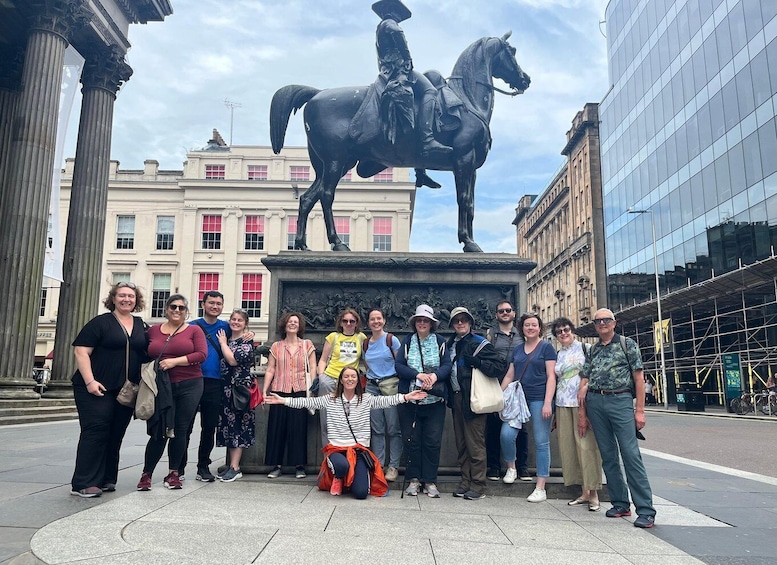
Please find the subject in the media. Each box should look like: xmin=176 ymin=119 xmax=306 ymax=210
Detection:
xmin=581 ymin=254 xmax=777 ymax=407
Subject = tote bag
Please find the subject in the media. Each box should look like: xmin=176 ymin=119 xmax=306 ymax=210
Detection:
xmin=469 ymin=340 xmax=504 ymax=414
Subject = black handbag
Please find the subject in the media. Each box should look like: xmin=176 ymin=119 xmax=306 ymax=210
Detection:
xmin=232 ymin=381 xmax=251 ymax=412
xmin=415 ymin=334 xmax=447 ymax=398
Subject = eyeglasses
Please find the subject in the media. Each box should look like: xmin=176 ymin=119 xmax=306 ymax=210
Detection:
xmin=116 ymin=281 xmax=136 ymax=289
xmin=497 ymin=308 xmax=513 ymax=314
xmin=168 ymin=304 xmax=188 ymax=311
xmin=452 ymin=317 xmax=470 ymax=324
xmin=415 ymin=318 xmax=431 ymax=324
xmin=593 ymin=318 xmax=614 ymax=325
xmin=232 ymin=308 xmax=247 ymax=314
xmin=342 ymin=319 xmax=357 ymax=325
xmin=555 ymin=327 xmax=572 ymax=335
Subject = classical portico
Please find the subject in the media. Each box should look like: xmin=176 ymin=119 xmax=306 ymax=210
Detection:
xmin=0 ymin=0 xmax=172 ymax=399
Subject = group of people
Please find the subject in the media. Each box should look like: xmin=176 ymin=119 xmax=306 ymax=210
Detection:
xmin=68 ymin=286 xmax=656 ymax=528
xmin=70 ymin=285 xmax=257 ymax=498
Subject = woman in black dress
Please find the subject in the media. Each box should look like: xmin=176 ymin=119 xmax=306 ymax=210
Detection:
xmin=70 ymin=282 xmax=147 ymax=497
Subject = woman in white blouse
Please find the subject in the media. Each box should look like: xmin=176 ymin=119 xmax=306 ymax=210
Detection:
xmin=552 ymin=317 xmax=602 ymax=511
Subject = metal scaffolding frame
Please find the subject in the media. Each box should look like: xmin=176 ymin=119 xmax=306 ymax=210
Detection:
xmin=580 ymin=254 xmax=777 ymax=406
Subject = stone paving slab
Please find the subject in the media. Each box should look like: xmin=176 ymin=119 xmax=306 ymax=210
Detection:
xmin=28 ymin=480 xmax=713 ymax=565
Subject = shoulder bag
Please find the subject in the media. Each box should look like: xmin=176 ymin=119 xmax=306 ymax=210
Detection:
xmin=470 ymin=340 xmax=505 ymax=414
xmin=415 ymin=334 xmax=447 ymax=398
xmin=116 ymin=317 xmax=139 ymax=407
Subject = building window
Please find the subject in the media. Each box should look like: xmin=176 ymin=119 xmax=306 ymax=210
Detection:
xmin=197 ymin=273 xmax=220 ymax=316
xmin=334 ymin=217 xmax=350 ymax=248
xmin=290 ymin=166 xmax=309 ymax=182
xmin=156 ymin=216 xmax=174 ymax=250
xmin=202 ymin=215 xmax=222 ymax=249
xmin=116 ymin=215 xmax=135 ymax=249
xmin=373 ymin=168 xmax=393 ymax=182
xmin=245 ymin=215 xmax=265 ymax=250
xmin=287 ymin=215 xmax=297 ymax=250
xmin=373 ymin=217 xmax=393 ymax=251
xmin=247 ymin=165 xmax=268 ymax=180
xmin=241 ymin=273 xmax=262 ymax=318
xmin=112 ymin=272 xmax=131 ymax=285
xmin=40 ymin=288 xmax=47 ymax=317
xmin=151 ymin=273 xmax=172 ymax=318
xmin=341 ymin=169 xmax=352 ymax=182
xmin=205 ymin=164 xmax=225 ymax=179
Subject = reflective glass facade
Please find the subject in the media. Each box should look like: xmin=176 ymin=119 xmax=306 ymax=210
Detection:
xmin=600 ymin=0 xmax=777 ymax=309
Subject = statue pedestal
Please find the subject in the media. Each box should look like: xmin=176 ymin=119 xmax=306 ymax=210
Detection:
xmin=241 ymin=251 xmax=553 ymax=474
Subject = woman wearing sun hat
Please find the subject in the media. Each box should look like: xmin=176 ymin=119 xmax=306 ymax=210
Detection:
xmin=395 ymin=304 xmax=452 ymax=498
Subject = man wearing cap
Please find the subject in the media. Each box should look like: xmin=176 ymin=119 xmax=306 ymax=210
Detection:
xmin=371 ymin=0 xmax=451 ymax=191
xmin=578 ymin=308 xmax=656 ymax=528
xmin=446 ymin=306 xmax=506 ymax=500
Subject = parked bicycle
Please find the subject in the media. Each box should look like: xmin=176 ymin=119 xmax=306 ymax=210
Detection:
xmin=730 ymin=391 xmax=777 ymax=416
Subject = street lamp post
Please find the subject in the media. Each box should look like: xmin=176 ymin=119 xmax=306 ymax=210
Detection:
xmin=628 ymin=208 xmax=669 ymax=409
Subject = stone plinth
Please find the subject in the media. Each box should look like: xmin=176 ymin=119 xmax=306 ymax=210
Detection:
xmin=240 ymin=252 xmax=555 ymax=474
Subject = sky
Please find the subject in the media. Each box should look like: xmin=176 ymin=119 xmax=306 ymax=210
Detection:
xmin=64 ymin=0 xmax=612 ymax=253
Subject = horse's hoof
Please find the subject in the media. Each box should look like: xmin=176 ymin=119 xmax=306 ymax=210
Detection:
xmin=462 ymin=242 xmax=484 ymax=252
xmin=294 ymin=242 xmax=310 ymax=251
xmin=331 ymin=243 xmax=352 ymax=252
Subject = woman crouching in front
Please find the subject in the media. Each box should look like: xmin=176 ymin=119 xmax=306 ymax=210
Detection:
xmin=265 ymin=367 xmax=427 ymax=499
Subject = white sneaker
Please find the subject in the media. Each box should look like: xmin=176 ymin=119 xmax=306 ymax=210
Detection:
xmin=527 ymin=487 xmax=547 ymax=503
xmin=503 ymin=468 xmax=517 ymax=484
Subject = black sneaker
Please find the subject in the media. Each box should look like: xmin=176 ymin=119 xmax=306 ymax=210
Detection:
xmin=452 ymin=486 xmax=468 ymax=498
xmin=486 ymin=468 xmax=501 ymax=481
xmin=518 ymin=468 xmax=532 ymax=481
xmin=605 ymin=505 xmax=632 ymax=518
xmin=196 ymin=466 xmax=216 ymax=482
xmin=634 ymin=515 xmax=655 ymax=528
xmin=463 ymin=490 xmax=486 ymax=500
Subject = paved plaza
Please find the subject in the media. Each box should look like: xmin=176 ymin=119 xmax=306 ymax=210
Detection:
xmin=1 ymin=411 xmax=776 ymax=565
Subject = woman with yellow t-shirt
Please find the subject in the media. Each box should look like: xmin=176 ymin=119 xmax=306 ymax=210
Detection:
xmin=316 ymin=308 xmax=367 ymax=444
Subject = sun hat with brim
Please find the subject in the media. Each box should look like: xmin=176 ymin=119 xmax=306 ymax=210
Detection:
xmin=408 ymin=304 xmax=438 ymax=325
xmin=449 ymin=306 xmax=475 ymax=327
xmin=372 ymin=0 xmax=412 ymax=22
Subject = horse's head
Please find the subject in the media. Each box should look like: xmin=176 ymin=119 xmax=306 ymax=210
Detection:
xmin=493 ymin=31 xmax=531 ymax=94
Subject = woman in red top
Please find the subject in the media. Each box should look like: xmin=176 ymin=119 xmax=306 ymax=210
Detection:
xmin=137 ymin=295 xmax=207 ymax=491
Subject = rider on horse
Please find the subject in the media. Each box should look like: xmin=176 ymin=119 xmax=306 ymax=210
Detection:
xmin=372 ymin=0 xmax=448 ymax=189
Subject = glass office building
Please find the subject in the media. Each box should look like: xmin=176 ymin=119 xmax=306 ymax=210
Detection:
xmin=599 ymin=0 xmax=777 ymax=406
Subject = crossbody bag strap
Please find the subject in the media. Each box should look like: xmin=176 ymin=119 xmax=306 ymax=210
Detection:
xmin=415 ymin=333 xmax=426 ymax=372
xmin=342 ymin=401 xmax=359 ymax=445
xmin=515 ymin=342 xmax=539 ymax=384
xmin=194 ymin=319 xmax=224 ymax=359
xmin=157 ymin=323 xmax=184 ymax=362
xmin=113 ymin=313 xmax=131 ymax=382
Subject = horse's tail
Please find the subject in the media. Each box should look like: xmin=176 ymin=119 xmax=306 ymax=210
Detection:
xmin=270 ymin=85 xmax=321 ymax=154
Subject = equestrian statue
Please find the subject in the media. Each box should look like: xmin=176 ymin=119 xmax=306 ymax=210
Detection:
xmin=270 ymin=0 xmax=531 ymax=252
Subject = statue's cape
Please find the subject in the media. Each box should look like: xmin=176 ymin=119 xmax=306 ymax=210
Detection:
xmin=348 ymin=72 xmax=464 ymax=145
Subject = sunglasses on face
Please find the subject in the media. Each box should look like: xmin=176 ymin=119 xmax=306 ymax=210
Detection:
xmin=342 ymin=319 xmax=357 ymax=325
xmin=497 ymin=308 xmax=513 ymax=314
xmin=168 ymin=304 xmax=187 ymax=311
xmin=555 ymin=327 xmax=572 ymax=335
xmin=593 ymin=318 xmax=614 ymax=325
xmin=452 ymin=317 xmax=470 ymax=325
xmin=116 ymin=281 xmax=136 ymax=289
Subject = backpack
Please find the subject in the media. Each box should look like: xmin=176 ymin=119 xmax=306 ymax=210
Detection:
xmin=363 ymin=333 xmax=396 ymax=359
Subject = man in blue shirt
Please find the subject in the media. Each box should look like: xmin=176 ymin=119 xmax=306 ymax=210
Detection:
xmin=180 ymin=291 xmax=236 ymax=481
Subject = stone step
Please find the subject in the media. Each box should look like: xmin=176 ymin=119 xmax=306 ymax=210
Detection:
xmin=0 ymin=405 xmax=78 ymax=417
xmin=0 ymin=412 xmax=78 ymax=426
xmin=0 ymin=398 xmax=78 ymax=426
xmin=0 ymin=398 xmax=75 ymax=408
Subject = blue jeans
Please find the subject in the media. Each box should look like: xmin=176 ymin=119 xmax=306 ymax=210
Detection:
xmin=586 ymin=392 xmax=655 ymax=517
xmin=327 ymin=451 xmax=370 ymax=499
xmin=366 ymin=380 xmax=402 ymax=468
xmin=501 ymin=399 xmax=552 ymax=477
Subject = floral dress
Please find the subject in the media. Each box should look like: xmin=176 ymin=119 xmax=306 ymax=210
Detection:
xmin=217 ymin=337 xmax=256 ymax=449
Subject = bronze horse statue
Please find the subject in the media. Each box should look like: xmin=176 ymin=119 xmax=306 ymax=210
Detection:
xmin=270 ymin=31 xmax=530 ymax=252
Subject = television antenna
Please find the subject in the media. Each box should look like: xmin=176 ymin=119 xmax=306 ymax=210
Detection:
xmin=224 ymin=98 xmax=242 ymax=145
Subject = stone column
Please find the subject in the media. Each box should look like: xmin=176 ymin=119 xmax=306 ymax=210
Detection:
xmin=0 ymin=46 xmax=25 ymax=218
xmin=0 ymin=0 xmax=93 ymax=399
xmin=47 ymin=45 xmax=132 ymax=396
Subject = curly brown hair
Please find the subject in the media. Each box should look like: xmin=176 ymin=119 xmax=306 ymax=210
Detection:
xmin=103 ymin=282 xmax=145 ymax=312
xmin=278 ymin=311 xmax=306 ymax=339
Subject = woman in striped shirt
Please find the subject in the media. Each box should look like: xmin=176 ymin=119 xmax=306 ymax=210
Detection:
xmin=265 ymin=367 xmax=427 ymax=498
xmin=263 ymin=312 xmax=317 ymax=479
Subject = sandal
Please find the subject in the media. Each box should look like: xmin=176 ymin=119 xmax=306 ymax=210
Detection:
xmin=568 ymin=497 xmax=589 ymax=506
xmin=588 ymin=500 xmax=601 ymax=512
